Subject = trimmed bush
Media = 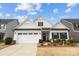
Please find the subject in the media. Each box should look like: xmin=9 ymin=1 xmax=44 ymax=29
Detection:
xmin=4 ymin=37 xmax=13 ymax=45
xmin=39 ymin=39 xmax=43 ymax=43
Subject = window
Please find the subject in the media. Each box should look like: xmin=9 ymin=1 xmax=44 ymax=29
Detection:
xmin=29 ymin=33 xmax=33 ymax=35
xmin=38 ymin=22 xmax=43 ymax=26
xmin=52 ymin=32 xmax=68 ymax=39
xmin=18 ymin=33 xmax=22 ymax=35
xmin=23 ymin=33 xmax=27 ymax=35
xmin=34 ymin=33 xmax=38 ymax=35
xmin=52 ymin=32 xmax=59 ymax=39
xmin=60 ymin=33 xmax=67 ymax=39
xmin=0 ymin=24 xmax=6 ymax=29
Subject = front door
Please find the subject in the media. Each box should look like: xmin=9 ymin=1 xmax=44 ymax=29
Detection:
xmin=42 ymin=31 xmax=49 ymax=42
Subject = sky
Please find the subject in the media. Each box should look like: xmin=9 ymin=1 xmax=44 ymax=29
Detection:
xmin=0 ymin=3 xmax=79 ymax=24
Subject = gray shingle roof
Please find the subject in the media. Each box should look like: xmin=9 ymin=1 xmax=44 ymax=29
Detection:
xmin=62 ymin=19 xmax=79 ymax=24
xmin=0 ymin=19 xmax=18 ymax=24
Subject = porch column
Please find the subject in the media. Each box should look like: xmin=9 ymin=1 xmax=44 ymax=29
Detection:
xmin=59 ymin=32 xmax=60 ymax=39
xmin=49 ymin=32 xmax=52 ymax=39
xmin=67 ymin=32 xmax=69 ymax=40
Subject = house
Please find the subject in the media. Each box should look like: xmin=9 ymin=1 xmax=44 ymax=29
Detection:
xmin=61 ymin=19 xmax=79 ymax=42
xmin=0 ymin=19 xmax=19 ymax=42
xmin=14 ymin=16 xmax=69 ymax=43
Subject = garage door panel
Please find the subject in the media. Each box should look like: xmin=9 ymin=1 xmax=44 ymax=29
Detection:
xmin=17 ymin=32 xmax=41 ymax=43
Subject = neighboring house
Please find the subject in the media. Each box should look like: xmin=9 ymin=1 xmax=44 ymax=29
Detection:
xmin=61 ymin=19 xmax=79 ymax=41
xmin=14 ymin=16 xmax=69 ymax=43
xmin=0 ymin=19 xmax=19 ymax=42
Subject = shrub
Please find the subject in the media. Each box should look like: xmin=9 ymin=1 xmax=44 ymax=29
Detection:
xmin=53 ymin=43 xmax=57 ymax=46
xmin=4 ymin=37 xmax=13 ymax=45
xmin=39 ymin=39 xmax=43 ymax=43
xmin=69 ymin=40 xmax=74 ymax=43
xmin=54 ymin=39 xmax=61 ymax=43
xmin=46 ymin=39 xmax=50 ymax=42
xmin=66 ymin=40 xmax=70 ymax=45
xmin=66 ymin=40 xmax=77 ymax=46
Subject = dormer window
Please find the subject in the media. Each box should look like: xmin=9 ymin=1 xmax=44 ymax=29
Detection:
xmin=38 ymin=22 xmax=43 ymax=26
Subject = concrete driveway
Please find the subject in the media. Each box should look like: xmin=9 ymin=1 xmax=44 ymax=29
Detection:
xmin=0 ymin=43 xmax=37 ymax=56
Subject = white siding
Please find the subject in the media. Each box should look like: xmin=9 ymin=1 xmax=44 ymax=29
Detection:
xmin=34 ymin=17 xmax=52 ymax=28
xmin=53 ymin=22 xmax=69 ymax=29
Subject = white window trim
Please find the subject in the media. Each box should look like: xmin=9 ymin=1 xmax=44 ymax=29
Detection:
xmin=51 ymin=31 xmax=69 ymax=40
xmin=0 ymin=24 xmax=6 ymax=30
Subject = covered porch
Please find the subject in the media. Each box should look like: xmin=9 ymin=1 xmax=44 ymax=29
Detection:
xmin=39 ymin=22 xmax=70 ymax=44
xmin=39 ymin=29 xmax=69 ymax=43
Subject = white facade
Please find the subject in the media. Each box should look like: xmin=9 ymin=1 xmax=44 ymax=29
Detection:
xmin=34 ymin=17 xmax=52 ymax=28
xmin=14 ymin=17 xmax=69 ymax=43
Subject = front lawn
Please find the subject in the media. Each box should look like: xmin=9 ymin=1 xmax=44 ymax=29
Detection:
xmin=36 ymin=46 xmax=79 ymax=56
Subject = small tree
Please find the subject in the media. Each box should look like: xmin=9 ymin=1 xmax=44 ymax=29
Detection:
xmin=5 ymin=37 xmax=13 ymax=45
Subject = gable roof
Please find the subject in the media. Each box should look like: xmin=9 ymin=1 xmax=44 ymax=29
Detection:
xmin=34 ymin=16 xmax=53 ymax=28
xmin=15 ymin=19 xmax=41 ymax=29
xmin=62 ymin=19 xmax=79 ymax=24
xmin=53 ymin=22 xmax=69 ymax=29
xmin=0 ymin=19 xmax=18 ymax=24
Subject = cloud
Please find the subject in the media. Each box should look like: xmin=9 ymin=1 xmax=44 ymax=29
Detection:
xmin=15 ymin=3 xmax=33 ymax=11
xmin=0 ymin=5 xmax=2 ymax=9
xmin=0 ymin=13 xmax=2 ymax=16
xmin=53 ymin=8 xmax=58 ymax=14
xmin=15 ymin=3 xmax=42 ymax=12
xmin=15 ymin=15 xmax=28 ymax=23
xmin=65 ymin=8 xmax=71 ymax=13
xmin=59 ymin=16 xmax=67 ymax=19
xmin=51 ymin=17 xmax=55 ymax=20
xmin=15 ymin=15 xmax=28 ymax=19
xmin=15 ymin=3 xmax=42 ymax=16
xmin=34 ymin=3 xmax=42 ymax=11
xmin=65 ymin=3 xmax=78 ymax=13
xmin=67 ymin=3 xmax=77 ymax=8
xmin=27 ymin=11 xmax=37 ymax=15
xmin=6 ymin=13 xmax=10 ymax=17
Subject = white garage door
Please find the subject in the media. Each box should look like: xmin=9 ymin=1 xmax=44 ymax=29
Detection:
xmin=17 ymin=33 xmax=40 ymax=43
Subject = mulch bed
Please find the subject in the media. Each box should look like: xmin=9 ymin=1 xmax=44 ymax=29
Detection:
xmin=0 ymin=43 xmax=11 ymax=50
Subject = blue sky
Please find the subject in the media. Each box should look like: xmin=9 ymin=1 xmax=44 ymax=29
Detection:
xmin=0 ymin=3 xmax=79 ymax=24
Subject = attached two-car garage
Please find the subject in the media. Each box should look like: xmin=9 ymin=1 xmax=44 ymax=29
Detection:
xmin=14 ymin=30 xmax=41 ymax=43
